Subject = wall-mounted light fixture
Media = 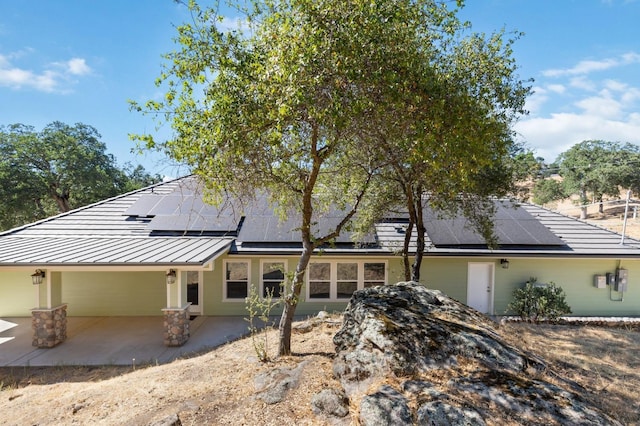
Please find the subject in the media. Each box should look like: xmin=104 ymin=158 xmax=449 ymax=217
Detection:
xmin=31 ymin=269 xmax=46 ymax=285
xmin=500 ymin=259 xmax=509 ymax=269
xmin=166 ymin=269 xmax=177 ymax=285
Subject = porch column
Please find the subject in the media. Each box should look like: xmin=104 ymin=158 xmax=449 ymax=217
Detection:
xmin=163 ymin=270 xmax=191 ymax=346
xmin=31 ymin=270 xmax=68 ymax=348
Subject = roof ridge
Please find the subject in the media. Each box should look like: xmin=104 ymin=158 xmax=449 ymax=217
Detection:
xmin=0 ymin=175 xmax=191 ymax=237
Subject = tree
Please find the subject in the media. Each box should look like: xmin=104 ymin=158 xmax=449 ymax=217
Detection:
xmin=532 ymin=178 xmax=566 ymax=205
xmin=557 ymin=140 xmax=632 ymax=218
xmin=132 ymin=0 xmax=530 ymax=355
xmin=0 ymin=122 xmax=159 ymax=230
xmin=352 ymin=23 xmax=530 ymax=282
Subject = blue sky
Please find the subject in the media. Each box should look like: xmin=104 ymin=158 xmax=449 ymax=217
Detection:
xmin=1 ymin=1 xmax=639 ymax=177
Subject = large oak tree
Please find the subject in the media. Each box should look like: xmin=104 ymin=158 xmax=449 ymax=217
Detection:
xmin=0 ymin=122 xmax=160 ymax=230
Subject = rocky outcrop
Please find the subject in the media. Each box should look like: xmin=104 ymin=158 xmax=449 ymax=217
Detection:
xmin=330 ymin=282 xmax=620 ymax=425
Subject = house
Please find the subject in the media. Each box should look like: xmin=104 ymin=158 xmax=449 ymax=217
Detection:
xmin=0 ymin=176 xmax=638 ymax=347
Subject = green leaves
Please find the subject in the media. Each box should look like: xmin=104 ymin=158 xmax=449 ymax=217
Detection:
xmin=557 ymin=140 xmax=639 ymax=206
xmin=0 ymin=122 xmax=160 ymax=230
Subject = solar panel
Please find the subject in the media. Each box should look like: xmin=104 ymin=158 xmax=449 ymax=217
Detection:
xmin=424 ymin=201 xmax=567 ymax=247
xmin=147 ymin=214 xmax=239 ymax=232
xmin=122 ymin=194 xmax=164 ymax=217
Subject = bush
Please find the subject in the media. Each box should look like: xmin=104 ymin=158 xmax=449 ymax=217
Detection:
xmin=507 ymin=277 xmax=572 ymax=323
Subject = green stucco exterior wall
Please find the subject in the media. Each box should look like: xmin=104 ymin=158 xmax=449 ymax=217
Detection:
xmin=61 ymin=271 xmax=166 ymax=316
xmin=0 ymin=271 xmax=36 ymax=316
xmin=1 ymin=256 xmax=639 ymax=318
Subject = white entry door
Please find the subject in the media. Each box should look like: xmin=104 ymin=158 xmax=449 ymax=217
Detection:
xmin=466 ymin=263 xmax=494 ymax=314
xmin=187 ymin=270 xmax=203 ymax=315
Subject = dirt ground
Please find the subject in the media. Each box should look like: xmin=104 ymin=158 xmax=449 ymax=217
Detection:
xmin=1 ymin=319 xmax=639 ymax=425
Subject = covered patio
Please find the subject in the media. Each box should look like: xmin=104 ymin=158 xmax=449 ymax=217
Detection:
xmin=0 ymin=316 xmax=250 ymax=367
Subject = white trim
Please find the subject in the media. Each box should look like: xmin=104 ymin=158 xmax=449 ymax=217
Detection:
xmin=223 ymin=259 xmax=251 ymax=302
xmin=46 ymin=273 xmax=52 ymax=309
xmin=177 ymin=270 xmax=183 ymax=307
xmin=306 ymin=260 xmax=388 ymax=302
xmin=260 ymin=259 xmax=287 ymax=299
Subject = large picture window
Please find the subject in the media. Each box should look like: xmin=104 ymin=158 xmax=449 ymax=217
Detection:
xmin=262 ymin=261 xmax=285 ymax=298
xmin=224 ymin=260 xmax=249 ymax=300
xmin=307 ymin=260 xmax=387 ymax=301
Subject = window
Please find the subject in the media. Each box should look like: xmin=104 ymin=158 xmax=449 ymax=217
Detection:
xmin=307 ymin=260 xmax=387 ymax=301
xmin=262 ymin=261 xmax=285 ymax=298
xmin=337 ymin=263 xmax=358 ymax=299
xmin=309 ymin=262 xmax=331 ymax=299
xmin=224 ymin=260 xmax=249 ymax=300
xmin=364 ymin=262 xmax=386 ymax=288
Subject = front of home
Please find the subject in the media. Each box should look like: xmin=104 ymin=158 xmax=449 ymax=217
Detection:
xmin=1 ymin=176 xmax=638 ymax=347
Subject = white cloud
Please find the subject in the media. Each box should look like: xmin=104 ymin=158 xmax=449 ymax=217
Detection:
xmin=515 ymin=112 xmax=640 ymax=162
xmin=542 ymin=52 xmax=640 ymax=78
xmin=523 ymin=86 xmax=548 ymax=115
xmin=569 ymin=76 xmax=597 ymax=91
xmin=66 ymin=58 xmax=91 ymax=75
xmin=575 ymin=95 xmax=622 ymax=118
xmin=0 ymin=52 xmax=91 ymax=92
xmin=547 ymin=84 xmax=566 ymax=94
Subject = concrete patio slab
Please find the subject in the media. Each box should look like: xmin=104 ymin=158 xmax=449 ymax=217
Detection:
xmin=0 ymin=316 xmax=251 ymax=367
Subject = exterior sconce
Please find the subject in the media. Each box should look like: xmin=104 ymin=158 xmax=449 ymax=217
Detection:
xmin=500 ymin=259 xmax=509 ymax=269
xmin=31 ymin=269 xmax=46 ymax=285
xmin=166 ymin=269 xmax=177 ymax=285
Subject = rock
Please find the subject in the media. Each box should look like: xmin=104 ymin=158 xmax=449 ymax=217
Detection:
xmin=148 ymin=413 xmax=181 ymax=426
xmin=417 ymin=400 xmax=485 ymax=426
xmin=292 ymin=321 xmax=314 ymax=334
xmin=254 ymin=360 xmax=308 ymax=404
xmin=359 ymin=385 xmax=412 ymax=426
xmin=332 ymin=282 xmax=621 ymax=425
xmin=311 ymin=388 xmax=350 ymax=418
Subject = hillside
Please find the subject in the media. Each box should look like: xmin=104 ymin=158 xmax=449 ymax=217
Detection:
xmin=1 ymin=317 xmax=639 ymax=425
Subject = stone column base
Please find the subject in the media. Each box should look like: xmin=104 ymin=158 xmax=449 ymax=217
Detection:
xmin=162 ymin=305 xmax=191 ymax=347
xmin=32 ymin=304 xmax=68 ymax=348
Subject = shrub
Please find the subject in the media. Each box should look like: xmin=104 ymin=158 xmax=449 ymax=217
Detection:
xmin=507 ymin=277 xmax=572 ymax=323
xmin=245 ymin=284 xmax=281 ymax=362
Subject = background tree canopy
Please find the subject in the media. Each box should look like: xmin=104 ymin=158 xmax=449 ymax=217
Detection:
xmin=132 ymin=0 xmax=531 ymax=355
xmin=532 ymin=140 xmax=640 ymax=217
xmin=0 ymin=122 xmax=161 ymax=231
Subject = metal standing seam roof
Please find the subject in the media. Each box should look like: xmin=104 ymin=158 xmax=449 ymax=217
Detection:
xmin=0 ymin=177 xmax=234 ymax=267
xmin=0 ymin=175 xmax=638 ymax=265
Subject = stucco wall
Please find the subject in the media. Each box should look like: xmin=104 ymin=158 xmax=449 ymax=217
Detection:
xmin=493 ymin=258 xmax=640 ymax=316
xmin=0 ymin=271 xmax=36 ymax=316
xmin=61 ymin=271 xmax=166 ymax=316
xmin=2 ymin=256 xmax=638 ymax=318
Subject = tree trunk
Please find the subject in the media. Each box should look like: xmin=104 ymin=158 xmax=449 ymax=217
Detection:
xmin=579 ymin=189 xmax=588 ymax=220
xmin=278 ymin=243 xmax=313 ymax=356
xmin=580 ymin=206 xmax=587 ymax=220
xmin=402 ymin=221 xmax=414 ymax=281
xmin=411 ymin=197 xmax=426 ymax=282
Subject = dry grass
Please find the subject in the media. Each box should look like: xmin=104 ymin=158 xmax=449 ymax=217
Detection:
xmin=502 ymin=322 xmax=640 ymax=425
xmin=1 ymin=320 xmax=639 ymax=425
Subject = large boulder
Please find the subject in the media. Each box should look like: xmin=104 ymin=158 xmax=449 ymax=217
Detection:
xmin=331 ymin=282 xmax=620 ymax=425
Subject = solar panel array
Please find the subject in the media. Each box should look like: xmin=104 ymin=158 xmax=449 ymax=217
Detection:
xmin=423 ymin=201 xmax=567 ymax=248
xmin=124 ymin=188 xmax=243 ymax=234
